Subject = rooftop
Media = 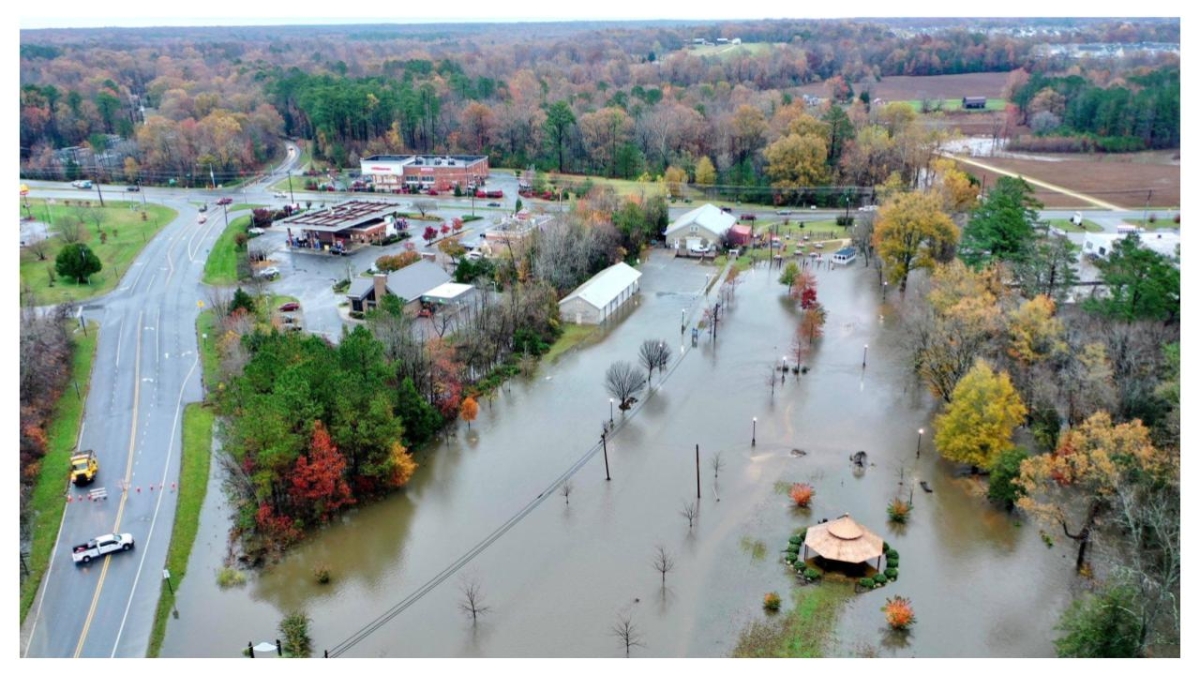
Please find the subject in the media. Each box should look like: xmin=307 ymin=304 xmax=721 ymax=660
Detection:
xmin=559 ymin=262 xmax=642 ymax=310
xmin=278 ymin=200 xmax=397 ymax=233
xmin=664 ymin=203 xmax=737 ymax=237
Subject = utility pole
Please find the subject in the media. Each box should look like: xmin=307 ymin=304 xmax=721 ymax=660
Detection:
xmin=695 ymin=444 xmax=701 ymax=499
xmin=602 ymin=432 xmax=611 ymax=481
xmin=93 ymin=179 xmax=105 ymax=207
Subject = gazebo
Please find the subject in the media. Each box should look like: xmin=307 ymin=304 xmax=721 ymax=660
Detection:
xmin=801 ymin=514 xmax=886 ymax=572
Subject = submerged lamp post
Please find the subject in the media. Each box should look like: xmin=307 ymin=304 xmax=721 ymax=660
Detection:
xmin=752 ymin=417 xmax=757 ymax=447
xmin=917 ymin=428 xmax=924 ymax=458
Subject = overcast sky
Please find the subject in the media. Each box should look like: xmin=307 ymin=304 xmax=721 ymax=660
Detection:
xmin=20 ymin=0 xmax=1171 ymax=30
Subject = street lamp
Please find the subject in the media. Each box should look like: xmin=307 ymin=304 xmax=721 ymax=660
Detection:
xmin=917 ymin=428 xmax=924 ymax=458
xmin=609 ymin=398 xmax=614 ymax=425
xmin=752 ymin=417 xmax=757 ymax=447
xmin=601 ymin=431 xmax=611 ymax=481
xmin=862 ymin=344 xmax=869 ymax=368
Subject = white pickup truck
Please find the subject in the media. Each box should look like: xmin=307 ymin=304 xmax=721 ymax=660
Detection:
xmin=71 ymin=533 xmax=134 ymax=564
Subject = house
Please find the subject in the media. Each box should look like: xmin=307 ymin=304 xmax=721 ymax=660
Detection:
xmin=346 ymin=260 xmax=450 ymax=314
xmin=421 ymin=282 xmax=476 ymax=313
xmin=558 ymin=262 xmax=643 ymax=325
xmin=831 ymin=246 xmax=857 ymax=265
xmin=664 ymin=203 xmax=737 ymax=253
xmin=962 ymin=96 xmax=988 ymax=110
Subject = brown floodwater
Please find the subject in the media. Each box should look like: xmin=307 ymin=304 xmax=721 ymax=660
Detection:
xmin=161 ymin=251 xmax=1077 ymax=657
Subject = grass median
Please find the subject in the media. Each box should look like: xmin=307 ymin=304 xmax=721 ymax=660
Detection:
xmin=203 ymin=213 xmax=251 ymax=285
xmin=732 ymin=581 xmax=854 ymax=657
xmin=20 ymin=322 xmax=98 ymax=622
xmin=146 ymin=402 xmax=214 ymax=657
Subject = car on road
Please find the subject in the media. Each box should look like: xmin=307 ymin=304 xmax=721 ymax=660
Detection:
xmin=487 ymin=202 xmax=501 ymax=207
xmin=858 ymin=205 xmax=878 ymax=212
xmin=71 ymin=180 xmax=93 ymax=189
xmin=198 ymin=216 xmax=207 ymax=224
xmin=740 ymin=213 xmax=757 ymax=221
xmin=70 ymin=450 xmax=98 ymax=486
xmin=248 ymin=227 xmax=265 ymax=235
xmin=777 ymin=210 xmax=793 ymax=215
xmin=198 ymin=203 xmax=208 ymax=212
xmin=126 ymin=185 xmax=140 ymax=192
xmin=72 ymin=533 xmax=134 ymax=564
xmin=273 ymin=191 xmax=288 ymax=198
xmin=216 ymin=197 xmax=233 ymax=206
xmin=278 ymin=302 xmax=300 ymax=312
xmin=256 ymin=266 xmax=280 ymax=280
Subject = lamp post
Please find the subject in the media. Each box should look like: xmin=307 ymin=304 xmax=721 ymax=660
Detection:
xmin=601 ymin=431 xmax=611 ymax=481
xmin=862 ymin=344 xmax=869 ymax=369
xmin=609 ymin=398 xmax=614 ymax=426
xmin=916 ymin=428 xmax=924 ymax=458
xmin=752 ymin=417 xmax=757 ymax=447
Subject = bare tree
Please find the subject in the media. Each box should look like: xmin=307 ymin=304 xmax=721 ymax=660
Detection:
xmin=54 ymin=217 xmax=84 ymax=244
xmin=458 ymin=577 xmax=491 ymax=625
xmin=765 ymin=363 xmax=778 ymax=398
xmin=610 ymin=614 xmax=644 ymax=657
xmin=711 ymin=450 xmax=725 ymax=478
xmin=25 ymin=235 xmax=50 ymax=261
xmin=605 ymin=361 xmax=646 ymax=410
xmin=638 ymin=339 xmax=672 ymax=387
xmin=205 ymin=286 xmax=233 ymax=320
xmin=412 ymin=199 xmax=436 ymax=217
xmin=652 ymin=544 xmax=675 ymax=586
xmin=680 ymin=501 xmax=697 ymax=529
xmin=560 ymin=480 xmax=574 ymax=505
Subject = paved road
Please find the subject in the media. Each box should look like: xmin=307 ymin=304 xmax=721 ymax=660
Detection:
xmin=19 ymin=143 xmax=310 ymax=657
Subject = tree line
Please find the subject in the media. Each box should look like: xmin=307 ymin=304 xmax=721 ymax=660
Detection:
xmin=859 ymin=172 xmax=1179 ymax=655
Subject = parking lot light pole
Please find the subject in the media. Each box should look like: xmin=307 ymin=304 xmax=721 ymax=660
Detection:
xmin=862 ymin=344 xmax=869 ymax=369
xmin=609 ymin=398 xmax=614 ymax=425
xmin=752 ymin=417 xmax=757 ymax=447
xmin=917 ymin=428 xmax=924 ymax=458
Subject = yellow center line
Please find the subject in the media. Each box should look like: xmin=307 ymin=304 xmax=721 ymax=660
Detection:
xmin=73 ymin=311 xmax=142 ymax=658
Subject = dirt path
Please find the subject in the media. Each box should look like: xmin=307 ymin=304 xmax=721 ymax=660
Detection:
xmin=941 ymin=152 xmax=1124 ymax=211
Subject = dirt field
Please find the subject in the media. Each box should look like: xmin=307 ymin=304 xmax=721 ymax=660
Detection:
xmin=795 ymin=72 xmax=1009 ymax=100
xmin=951 ymin=152 xmax=1180 ymax=210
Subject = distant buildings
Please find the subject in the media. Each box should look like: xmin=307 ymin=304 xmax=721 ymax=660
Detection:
xmin=664 ymin=203 xmax=737 ymax=252
xmin=359 ymin=155 xmax=489 ymax=193
xmin=559 ymin=262 xmax=642 ymax=325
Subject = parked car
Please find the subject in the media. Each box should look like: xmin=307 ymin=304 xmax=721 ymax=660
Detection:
xmin=256 ymin=266 xmax=280 ymax=280
xmin=198 ymin=203 xmax=208 ymax=212
xmin=216 ymin=197 xmax=233 ymax=206
xmin=198 ymin=216 xmax=207 ymax=224
xmin=740 ymin=213 xmax=757 ymax=221
xmin=278 ymin=302 xmax=300 ymax=312
xmin=247 ymin=227 xmax=265 ymax=235
xmin=487 ymin=202 xmax=501 ymax=207
xmin=126 ymin=185 xmax=140 ymax=192
xmin=465 ymin=250 xmax=484 ymax=261
xmin=273 ymin=191 xmax=287 ymax=199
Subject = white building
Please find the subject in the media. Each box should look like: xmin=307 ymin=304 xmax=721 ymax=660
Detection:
xmin=1080 ymin=230 xmax=1180 ymax=262
xmin=558 ymin=262 xmax=643 ymax=325
xmin=663 ymin=203 xmax=737 ymax=253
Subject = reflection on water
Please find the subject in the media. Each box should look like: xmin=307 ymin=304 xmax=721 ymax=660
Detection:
xmin=163 ymin=255 xmax=1073 ymax=657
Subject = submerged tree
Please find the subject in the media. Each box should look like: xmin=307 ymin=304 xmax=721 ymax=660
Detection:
xmin=605 ymin=360 xmax=646 ymax=410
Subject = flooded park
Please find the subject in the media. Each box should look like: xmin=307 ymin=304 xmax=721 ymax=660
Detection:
xmin=161 ymin=249 xmax=1080 ymax=657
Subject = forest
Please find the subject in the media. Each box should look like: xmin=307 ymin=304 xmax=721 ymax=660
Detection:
xmin=19 ymin=18 xmax=1179 ymax=192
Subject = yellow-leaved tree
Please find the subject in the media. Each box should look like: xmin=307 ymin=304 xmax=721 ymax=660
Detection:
xmin=460 ymin=396 xmax=479 ymax=430
xmin=694 ymin=156 xmax=717 ymax=187
xmin=934 ymin=359 xmax=1026 ymax=469
xmin=872 ymin=191 xmax=958 ymax=292
xmin=388 ymin=441 xmax=419 ymax=488
xmin=1006 ymin=295 xmax=1066 ymax=366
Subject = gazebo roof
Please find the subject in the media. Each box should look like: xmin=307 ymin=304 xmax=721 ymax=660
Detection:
xmin=803 ymin=514 xmax=884 ymax=564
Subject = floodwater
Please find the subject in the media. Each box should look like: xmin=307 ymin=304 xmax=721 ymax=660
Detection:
xmin=162 ymin=250 xmax=1076 ymax=657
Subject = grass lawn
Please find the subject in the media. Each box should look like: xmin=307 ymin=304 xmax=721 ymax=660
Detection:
xmin=1126 ymin=216 xmax=1181 ymax=231
xmin=732 ymin=581 xmax=855 ymax=657
xmin=901 ymin=98 xmax=1007 ymax=112
xmin=203 ymin=214 xmax=251 ymax=285
xmin=20 ymin=321 xmax=98 ymax=622
xmin=146 ymin=402 xmax=214 ymax=657
xmin=543 ymin=323 xmax=599 ymax=363
xmin=19 ymin=201 xmax=176 ymax=305
xmin=196 ymin=310 xmax=222 ymax=392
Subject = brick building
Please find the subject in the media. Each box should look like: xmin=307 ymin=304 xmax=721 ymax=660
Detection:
xmin=360 ymin=155 xmax=490 ymax=193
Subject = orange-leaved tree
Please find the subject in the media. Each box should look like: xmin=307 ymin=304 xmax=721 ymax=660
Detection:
xmin=460 ymin=396 xmax=479 ymax=429
xmin=789 ymin=483 xmax=815 ymax=508
xmin=290 ymin=421 xmax=355 ymax=523
xmin=883 ymin=596 xmax=916 ymax=630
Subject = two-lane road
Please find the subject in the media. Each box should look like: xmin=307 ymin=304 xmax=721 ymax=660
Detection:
xmin=21 ymin=187 xmax=231 ymax=657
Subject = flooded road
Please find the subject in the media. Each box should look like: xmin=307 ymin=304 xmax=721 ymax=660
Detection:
xmin=162 ymin=250 xmax=1075 ymax=657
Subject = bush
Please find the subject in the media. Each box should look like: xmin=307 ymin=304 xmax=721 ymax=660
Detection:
xmin=886 ymin=549 xmax=899 ymax=562
xmin=887 ymin=498 xmax=911 ymax=523
xmin=874 ymin=573 xmax=888 ymax=585
xmin=789 ymin=482 xmax=815 ymax=508
xmin=882 ymin=595 xmax=916 ymax=630
xmin=313 ymin=565 xmax=331 ymax=584
xmin=279 ymin=610 xmax=313 ymax=658
xmin=785 ymin=542 xmax=800 ymax=554
xmin=216 ymin=566 xmax=246 ymax=588
xmin=859 ymin=578 xmax=876 ymax=589
xmin=803 ymin=567 xmax=822 ymax=581
xmin=788 ymin=534 xmax=803 ymax=546
xmin=763 ymin=592 xmax=782 ymax=612
xmin=884 ymin=567 xmax=898 ymax=581
xmin=784 ymin=552 xmax=798 ymax=564
xmin=886 ymin=557 xmax=899 ymax=570
xmin=882 ymin=541 xmax=890 ymax=553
